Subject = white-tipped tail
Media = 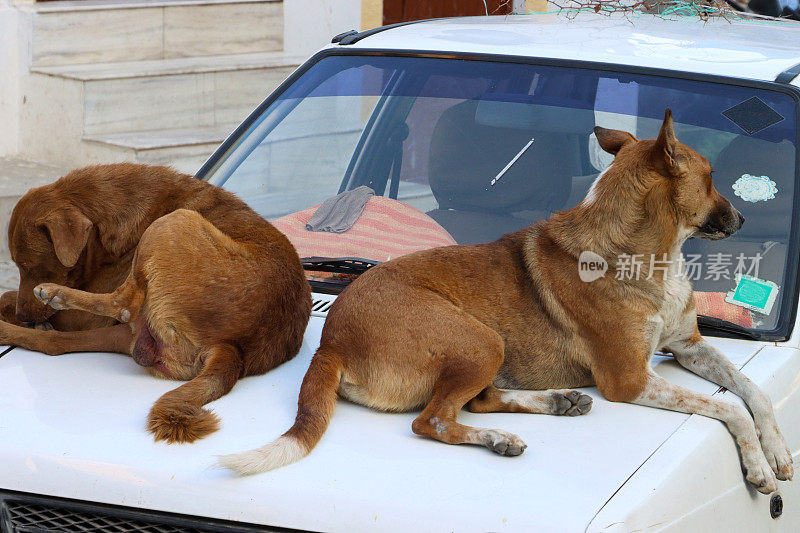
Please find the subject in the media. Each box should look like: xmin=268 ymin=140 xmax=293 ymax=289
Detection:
xmin=216 ymin=347 xmax=342 ymax=476
xmin=216 ymin=436 xmax=308 ymax=475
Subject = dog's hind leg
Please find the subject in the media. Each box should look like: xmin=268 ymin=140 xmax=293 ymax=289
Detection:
xmin=146 ymin=343 xmax=242 ymax=444
xmin=0 ymin=321 xmax=133 ymax=355
xmin=33 ymin=269 xmax=144 ymax=324
xmin=667 ymin=335 xmax=793 ymax=481
xmin=411 ymin=318 xmax=527 ymax=456
xmin=467 ymin=385 xmax=592 ymax=416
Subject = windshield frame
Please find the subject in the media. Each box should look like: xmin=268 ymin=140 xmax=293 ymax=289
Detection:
xmin=197 ymin=47 xmax=800 ymax=342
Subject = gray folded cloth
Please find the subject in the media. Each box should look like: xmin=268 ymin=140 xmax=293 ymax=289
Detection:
xmin=305 ymin=186 xmax=375 ymax=233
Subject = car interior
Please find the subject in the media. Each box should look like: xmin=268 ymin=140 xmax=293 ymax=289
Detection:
xmin=218 ymin=62 xmax=797 ymax=330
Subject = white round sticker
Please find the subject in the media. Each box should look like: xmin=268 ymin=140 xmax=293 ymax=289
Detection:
xmin=732 ymin=174 xmax=777 ymax=203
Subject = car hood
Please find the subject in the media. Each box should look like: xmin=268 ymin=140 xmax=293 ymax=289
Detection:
xmin=0 ymin=300 xmax=769 ymax=532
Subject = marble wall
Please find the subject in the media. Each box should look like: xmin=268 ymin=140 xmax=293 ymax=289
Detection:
xmin=81 ymin=65 xmax=297 ymax=135
xmin=31 ymin=1 xmax=284 ymax=67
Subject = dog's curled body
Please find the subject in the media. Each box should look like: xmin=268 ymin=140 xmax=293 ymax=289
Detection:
xmin=2 ymin=163 xmax=311 ymax=442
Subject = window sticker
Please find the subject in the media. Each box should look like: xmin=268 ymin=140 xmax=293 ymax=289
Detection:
xmin=725 ymin=274 xmax=779 ymax=315
xmin=732 ymin=174 xmax=778 ymax=203
xmin=722 ymin=97 xmax=785 ymax=135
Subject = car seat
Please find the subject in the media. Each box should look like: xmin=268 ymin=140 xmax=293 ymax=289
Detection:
xmin=425 ymin=98 xmax=593 ymax=244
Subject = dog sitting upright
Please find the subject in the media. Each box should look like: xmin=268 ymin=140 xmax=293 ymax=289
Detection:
xmin=219 ymin=110 xmax=792 ymax=494
xmin=0 ymin=163 xmax=311 ymax=443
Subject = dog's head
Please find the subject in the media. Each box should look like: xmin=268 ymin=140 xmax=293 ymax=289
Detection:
xmin=8 ymin=187 xmax=93 ymax=325
xmin=593 ymin=108 xmax=744 ymax=242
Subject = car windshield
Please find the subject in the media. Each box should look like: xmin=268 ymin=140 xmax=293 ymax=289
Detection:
xmin=204 ymin=53 xmax=799 ymax=338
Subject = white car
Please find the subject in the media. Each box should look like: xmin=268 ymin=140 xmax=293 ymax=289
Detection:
xmin=2 ymin=12 xmax=800 ymax=533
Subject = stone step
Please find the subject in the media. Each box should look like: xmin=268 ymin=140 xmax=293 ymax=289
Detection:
xmin=26 ymin=0 xmax=284 ymax=67
xmin=30 ymin=52 xmax=301 ymax=136
xmin=30 ymin=0 xmax=270 ymax=11
xmin=19 ymin=52 xmax=300 ymax=168
xmin=82 ymin=124 xmax=236 ymax=175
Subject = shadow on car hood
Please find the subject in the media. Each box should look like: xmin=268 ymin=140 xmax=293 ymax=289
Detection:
xmin=0 ymin=306 xmax=766 ymax=532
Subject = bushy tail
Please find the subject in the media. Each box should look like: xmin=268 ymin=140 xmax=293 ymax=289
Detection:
xmin=216 ymin=348 xmax=343 ymax=475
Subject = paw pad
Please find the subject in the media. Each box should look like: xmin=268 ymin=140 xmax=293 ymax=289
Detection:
xmin=553 ymin=391 xmax=593 ymax=416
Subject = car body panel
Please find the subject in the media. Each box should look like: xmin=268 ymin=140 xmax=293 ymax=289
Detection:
xmin=588 ymin=345 xmax=800 ymax=532
xmin=0 ymin=305 xmax=781 ymax=532
xmin=345 ymin=14 xmax=800 ymax=82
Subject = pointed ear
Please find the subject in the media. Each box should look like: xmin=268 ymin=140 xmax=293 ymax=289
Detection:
xmin=43 ymin=210 xmax=93 ymax=268
xmin=652 ymin=108 xmax=681 ymax=174
xmin=594 ymin=126 xmax=637 ymax=155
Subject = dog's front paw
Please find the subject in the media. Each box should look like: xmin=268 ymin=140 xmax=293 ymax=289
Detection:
xmin=745 ymin=455 xmax=779 ymax=494
xmin=33 ymin=284 xmax=66 ymax=310
xmin=760 ymin=427 xmax=794 ymax=481
xmin=146 ymin=403 xmax=220 ymax=444
xmin=477 ymin=429 xmax=527 ymax=456
xmin=552 ymin=390 xmax=593 ymax=416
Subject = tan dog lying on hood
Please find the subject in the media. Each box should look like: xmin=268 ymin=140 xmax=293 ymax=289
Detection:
xmin=218 ymin=110 xmax=791 ymax=494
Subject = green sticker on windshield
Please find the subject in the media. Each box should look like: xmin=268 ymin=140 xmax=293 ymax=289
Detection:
xmin=725 ymin=274 xmax=778 ymax=315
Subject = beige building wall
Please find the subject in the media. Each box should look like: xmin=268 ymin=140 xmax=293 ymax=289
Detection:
xmin=361 ymin=0 xmax=381 ymax=29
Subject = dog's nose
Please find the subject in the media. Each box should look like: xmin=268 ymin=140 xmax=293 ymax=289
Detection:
xmin=737 ymin=211 xmax=745 ymax=229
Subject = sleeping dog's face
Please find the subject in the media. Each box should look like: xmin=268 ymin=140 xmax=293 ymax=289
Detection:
xmin=593 ymin=109 xmax=744 ymax=243
xmin=8 ymin=188 xmax=92 ymax=325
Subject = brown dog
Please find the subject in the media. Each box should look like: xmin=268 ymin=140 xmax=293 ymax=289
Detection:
xmin=218 ymin=110 xmax=792 ymax=493
xmin=0 ymin=163 xmax=311 ymax=443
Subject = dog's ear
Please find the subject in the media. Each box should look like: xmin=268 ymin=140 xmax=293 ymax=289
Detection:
xmin=43 ymin=210 xmax=93 ymax=268
xmin=652 ymin=108 xmax=683 ymax=175
xmin=593 ymin=126 xmax=637 ymax=155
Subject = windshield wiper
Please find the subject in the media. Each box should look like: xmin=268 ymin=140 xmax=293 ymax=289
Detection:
xmin=697 ymin=314 xmax=764 ymax=341
xmin=301 ymin=257 xmax=380 ymax=276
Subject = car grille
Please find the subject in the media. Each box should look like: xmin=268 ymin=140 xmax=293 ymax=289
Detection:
xmin=4 ymin=500 xmax=202 ymax=533
xmin=310 ymin=295 xmax=335 ymax=317
xmin=0 ymin=490 xmax=296 ymax=533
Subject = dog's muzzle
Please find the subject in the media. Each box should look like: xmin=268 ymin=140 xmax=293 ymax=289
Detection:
xmin=697 ymin=209 xmax=745 ymax=240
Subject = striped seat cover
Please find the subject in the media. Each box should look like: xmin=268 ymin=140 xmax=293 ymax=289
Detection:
xmin=694 ymin=291 xmax=753 ymax=328
xmin=272 ymin=195 xmax=457 ymax=263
